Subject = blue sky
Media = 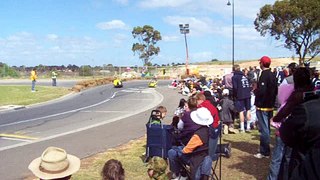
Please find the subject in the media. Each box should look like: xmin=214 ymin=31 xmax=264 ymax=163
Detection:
xmin=0 ymin=0 xmax=293 ymax=67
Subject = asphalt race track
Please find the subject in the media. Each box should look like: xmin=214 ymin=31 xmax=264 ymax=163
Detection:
xmin=0 ymin=80 xmax=184 ymax=179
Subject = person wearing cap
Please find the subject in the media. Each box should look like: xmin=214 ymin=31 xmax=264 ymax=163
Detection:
xmin=28 ymin=146 xmax=81 ymax=180
xmin=147 ymin=156 xmax=168 ymax=180
xmin=253 ymin=56 xmax=278 ymax=159
xmin=168 ymin=107 xmax=213 ymax=180
xmin=219 ymin=89 xmax=238 ymax=134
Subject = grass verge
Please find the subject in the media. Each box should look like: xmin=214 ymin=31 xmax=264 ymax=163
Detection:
xmin=0 ymin=85 xmax=71 ymax=106
xmin=71 ymin=129 xmax=273 ymax=180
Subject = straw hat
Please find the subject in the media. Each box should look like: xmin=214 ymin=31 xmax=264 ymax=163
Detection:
xmin=28 ymin=147 xmax=81 ymax=180
xmin=190 ymin=107 xmax=213 ymax=126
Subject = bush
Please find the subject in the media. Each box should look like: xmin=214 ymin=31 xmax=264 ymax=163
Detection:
xmin=0 ymin=64 xmax=20 ymax=77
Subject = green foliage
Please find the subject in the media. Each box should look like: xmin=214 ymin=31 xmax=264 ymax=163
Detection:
xmin=0 ymin=63 xmax=20 ymax=77
xmin=79 ymin=65 xmax=93 ymax=76
xmin=132 ymin=25 xmax=162 ymax=66
xmin=254 ymin=0 xmax=320 ymax=65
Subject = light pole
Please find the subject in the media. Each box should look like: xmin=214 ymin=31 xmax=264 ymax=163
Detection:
xmin=179 ymin=24 xmax=190 ymax=75
xmin=227 ymin=0 xmax=235 ymax=69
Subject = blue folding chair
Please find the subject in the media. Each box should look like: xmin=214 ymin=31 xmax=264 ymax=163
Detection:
xmin=145 ymin=110 xmax=173 ymax=162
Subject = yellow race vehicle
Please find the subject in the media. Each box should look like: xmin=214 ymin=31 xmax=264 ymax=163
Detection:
xmin=113 ymin=78 xmax=123 ymax=88
xmin=148 ymin=79 xmax=157 ymax=88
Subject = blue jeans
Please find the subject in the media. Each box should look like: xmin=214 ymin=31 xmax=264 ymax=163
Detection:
xmin=195 ymin=156 xmax=212 ymax=180
xmin=168 ymin=146 xmax=190 ymax=175
xmin=52 ymin=78 xmax=57 ymax=86
xmin=267 ymin=136 xmax=284 ymax=180
xmin=31 ymin=80 xmax=36 ymax=91
xmin=256 ymin=110 xmax=273 ymax=156
xmin=209 ymin=126 xmax=220 ymax=160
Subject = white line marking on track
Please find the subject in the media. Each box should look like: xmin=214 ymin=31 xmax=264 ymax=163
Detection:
xmin=1 ymin=137 xmax=33 ymax=142
xmin=0 ymin=91 xmax=120 ymax=128
xmin=0 ymin=90 xmax=164 ymax=152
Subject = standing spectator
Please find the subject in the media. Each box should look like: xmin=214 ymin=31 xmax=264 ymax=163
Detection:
xmin=102 ymin=159 xmax=125 ymax=180
xmin=312 ymin=70 xmax=320 ymax=90
xmin=253 ymin=56 xmax=278 ymax=159
xmin=52 ymin=70 xmax=58 ymax=86
xmin=267 ymin=67 xmax=310 ymax=180
xmin=219 ymin=89 xmax=238 ymax=134
xmin=232 ymin=64 xmax=251 ymax=132
xmin=279 ymin=95 xmax=320 ymax=179
xmin=30 ymin=68 xmax=37 ymax=92
xmin=28 ymin=146 xmax=81 ymax=180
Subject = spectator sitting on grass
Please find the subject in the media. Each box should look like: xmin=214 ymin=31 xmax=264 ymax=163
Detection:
xmin=147 ymin=156 xmax=168 ymax=180
xmin=150 ymin=106 xmax=167 ymax=125
xmin=102 ymin=159 xmax=125 ymax=180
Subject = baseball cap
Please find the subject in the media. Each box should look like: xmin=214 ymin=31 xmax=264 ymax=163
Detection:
xmin=260 ymin=56 xmax=271 ymax=67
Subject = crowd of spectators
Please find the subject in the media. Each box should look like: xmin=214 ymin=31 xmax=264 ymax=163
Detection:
xmin=27 ymin=56 xmax=320 ymax=180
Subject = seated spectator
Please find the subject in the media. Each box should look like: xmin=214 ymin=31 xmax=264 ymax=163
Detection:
xmin=102 ymin=159 xmax=125 ymax=180
xmin=174 ymin=98 xmax=187 ymax=118
xmin=168 ymin=107 xmax=213 ymax=180
xmin=28 ymin=146 xmax=81 ymax=180
xmin=147 ymin=156 xmax=168 ymax=180
xmin=150 ymin=106 xmax=167 ymax=125
xmin=176 ymin=96 xmax=200 ymax=145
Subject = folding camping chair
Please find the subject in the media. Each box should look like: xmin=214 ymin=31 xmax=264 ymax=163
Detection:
xmin=145 ymin=110 xmax=173 ymax=162
xmin=208 ymin=123 xmax=223 ymax=180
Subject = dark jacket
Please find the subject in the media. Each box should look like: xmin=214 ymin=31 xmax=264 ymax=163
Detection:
xmin=232 ymin=70 xmax=251 ymax=100
xmin=279 ymin=96 xmax=320 ymax=180
xmin=219 ymin=96 xmax=236 ymax=123
xmin=189 ymin=126 xmax=209 ymax=180
xmin=179 ymin=111 xmax=201 ymax=145
xmin=254 ymin=69 xmax=278 ymax=109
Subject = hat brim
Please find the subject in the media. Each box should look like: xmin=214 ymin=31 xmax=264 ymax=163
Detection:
xmin=190 ymin=111 xmax=213 ymax=126
xmin=28 ymin=154 xmax=80 ymax=180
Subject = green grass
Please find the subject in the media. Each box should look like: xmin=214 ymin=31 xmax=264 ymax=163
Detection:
xmin=0 ymin=85 xmax=71 ymax=106
xmin=70 ymin=127 xmax=275 ymax=180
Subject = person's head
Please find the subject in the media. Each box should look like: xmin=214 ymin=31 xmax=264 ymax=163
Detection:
xmin=187 ymin=96 xmax=198 ymax=111
xmin=287 ymin=62 xmax=299 ymax=76
xmin=190 ymin=107 xmax=213 ymax=126
xmin=156 ymin=106 xmax=167 ymax=119
xmin=101 ymin=159 xmax=125 ymax=180
xmin=293 ymin=67 xmax=311 ymax=90
xmin=147 ymin=156 xmax=168 ymax=179
xmin=234 ymin=64 xmax=241 ymax=72
xmin=314 ymin=70 xmax=319 ymax=78
xmin=222 ymin=89 xmax=229 ymax=97
xmin=259 ymin=56 xmax=271 ymax=69
xmin=178 ymin=98 xmax=187 ymax=108
xmin=28 ymin=147 xmax=80 ymax=180
xmin=195 ymin=92 xmax=206 ymax=106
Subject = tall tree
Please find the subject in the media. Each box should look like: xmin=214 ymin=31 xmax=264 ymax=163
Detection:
xmin=254 ymin=0 xmax=320 ymax=65
xmin=132 ymin=25 xmax=162 ymax=66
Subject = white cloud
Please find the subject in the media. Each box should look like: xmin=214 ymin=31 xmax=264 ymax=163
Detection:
xmin=113 ymin=0 xmax=129 ymax=5
xmin=47 ymin=34 xmax=58 ymax=41
xmin=164 ymin=16 xmax=216 ymax=36
xmin=0 ymin=32 xmax=104 ymax=66
xmin=112 ymin=33 xmax=129 ymax=47
xmin=96 ymin=20 xmax=127 ymax=30
xmin=191 ymin=51 xmax=215 ymax=61
xmin=138 ymin=0 xmax=192 ymax=8
xmin=162 ymin=35 xmax=179 ymax=42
